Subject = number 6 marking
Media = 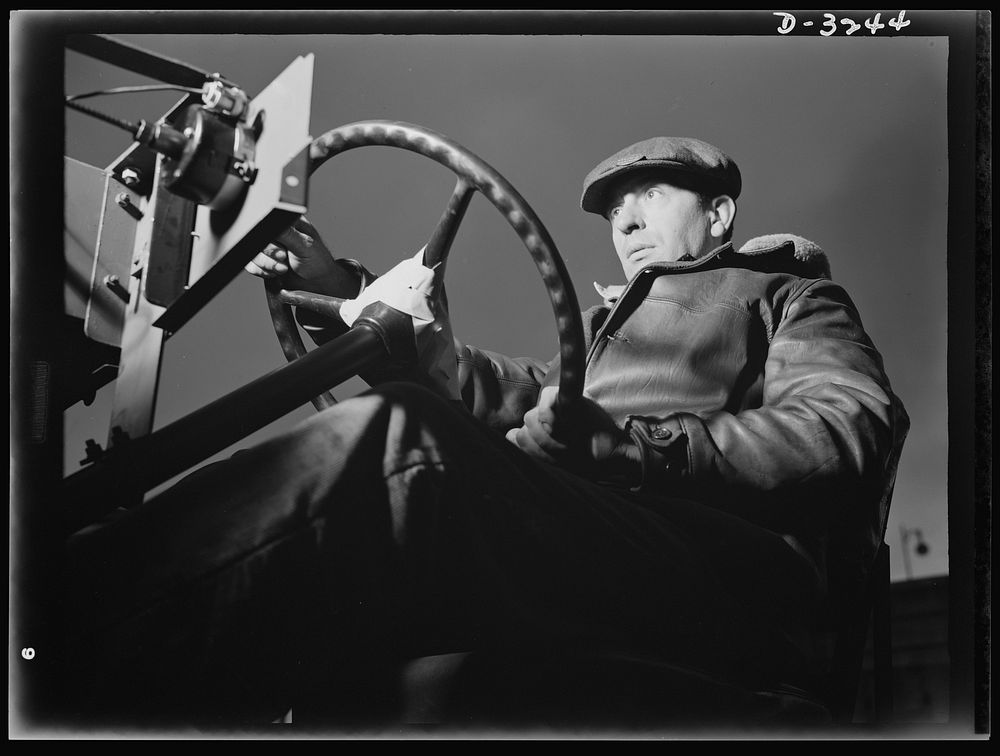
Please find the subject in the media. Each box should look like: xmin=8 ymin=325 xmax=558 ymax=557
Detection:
xmin=21 ymin=647 xmax=35 ymax=660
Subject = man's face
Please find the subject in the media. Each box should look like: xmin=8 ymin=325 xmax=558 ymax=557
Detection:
xmin=605 ymin=171 xmax=720 ymax=280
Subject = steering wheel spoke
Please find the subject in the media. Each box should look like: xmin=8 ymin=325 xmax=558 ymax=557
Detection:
xmin=264 ymin=278 xmax=339 ymax=410
xmin=272 ymin=286 xmax=348 ymax=320
xmin=424 ymin=177 xmax=475 ymax=279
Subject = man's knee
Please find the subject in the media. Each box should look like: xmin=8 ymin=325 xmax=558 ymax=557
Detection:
xmin=287 ymin=381 xmax=456 ymax=462
xmin=333 ymin=381 xmax=464 ymax=433
xmin=293 ymin=381 xmax=429 ymax=429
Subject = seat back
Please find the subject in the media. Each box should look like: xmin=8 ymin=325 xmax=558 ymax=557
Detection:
xmin=823 ymin=393 xmax=909 ymax=723
xmin=826 ymin=542 xmax=893 ymax=723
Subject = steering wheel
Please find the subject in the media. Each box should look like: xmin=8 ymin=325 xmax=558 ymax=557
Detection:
xmin=265 ymin=120 xmax=585 ymax=412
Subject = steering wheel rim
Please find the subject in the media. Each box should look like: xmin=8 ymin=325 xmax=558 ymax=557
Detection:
xmin=266 ymin=120 xmax=586 ymax=411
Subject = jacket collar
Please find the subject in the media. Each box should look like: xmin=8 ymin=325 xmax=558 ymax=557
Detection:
xmin=590 ymin=234 xmax=831 ymax=355
xmin=631 ymin=234 xmax=831 ymax=281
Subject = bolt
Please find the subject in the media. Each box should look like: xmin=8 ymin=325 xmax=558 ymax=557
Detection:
xmin=121 ymin=167 xmax=142 ymax=187
xmin=79 ymin=438 xmax=104 ymax=466
xmin=233 ymin=160 xmax=258 ymax=184
xmin=103 ymin=274 xmax=130 ymax=303
xmin=116 ymin=192 xmax=144 ymax=220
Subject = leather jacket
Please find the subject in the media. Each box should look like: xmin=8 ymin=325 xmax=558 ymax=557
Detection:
xmin=454 ymin=234 xmax=909 ymax=577
xmin=300 ymin=233 xmax=907 ymax=581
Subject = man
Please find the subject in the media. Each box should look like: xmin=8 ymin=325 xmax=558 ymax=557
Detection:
xmin=64 ymin=137 xmax=906 ymax=730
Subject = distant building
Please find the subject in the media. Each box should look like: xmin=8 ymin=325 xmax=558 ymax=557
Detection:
xmin=853 ymin=574 xmax=949 ymax=724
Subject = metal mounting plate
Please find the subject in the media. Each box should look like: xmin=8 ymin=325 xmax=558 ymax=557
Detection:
xmin=152 ymin=53 xmax=315 ymax=333
xmin=64 ymin=157 xmax=140 ymax=348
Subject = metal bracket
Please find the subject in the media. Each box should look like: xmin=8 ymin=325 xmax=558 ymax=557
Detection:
xmin=105 ymin=155 xmax=173 ymax=449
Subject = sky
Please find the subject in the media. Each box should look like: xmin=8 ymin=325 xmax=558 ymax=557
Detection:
xmin=59 ymin=21 xmax=952 ymax=581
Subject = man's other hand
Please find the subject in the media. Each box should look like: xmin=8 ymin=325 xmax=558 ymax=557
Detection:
xmin=505 ymin=386 xmax=639 ymax=480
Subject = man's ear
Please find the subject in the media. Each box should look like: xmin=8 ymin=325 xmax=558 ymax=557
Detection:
xmin=708 ymin=195 xmax=736 ymax=239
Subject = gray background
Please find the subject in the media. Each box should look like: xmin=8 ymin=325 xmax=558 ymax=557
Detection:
xmin=63 ymin=26 xmax=950 ymax=581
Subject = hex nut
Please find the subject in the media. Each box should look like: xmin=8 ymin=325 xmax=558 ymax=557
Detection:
xmin=121 ymin=168 xmax=141 ymax=187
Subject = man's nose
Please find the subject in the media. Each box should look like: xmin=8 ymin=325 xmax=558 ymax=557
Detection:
xmin=613 ymin=199 xmax=643 ymax=233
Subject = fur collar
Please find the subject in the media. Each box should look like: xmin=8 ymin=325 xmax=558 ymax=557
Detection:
xmin=736 ymin=233 xmax=831 ymax=280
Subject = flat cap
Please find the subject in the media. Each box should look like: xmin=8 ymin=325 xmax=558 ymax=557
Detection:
xmin=581 ymin=136 xmax=741 ymax=215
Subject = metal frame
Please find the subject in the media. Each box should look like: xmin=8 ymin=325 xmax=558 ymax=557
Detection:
xmin=65 ymin=36 xmax=321 ymax=514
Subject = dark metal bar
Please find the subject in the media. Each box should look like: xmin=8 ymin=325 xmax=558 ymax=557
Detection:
xmin=152 ymin=205 xmax=301 ymax=334
xmin=63 ymin=325 xmax=388 ymax=533
xmin=872 ymin=545 xmax=894 ymax=724
xmin=65 ymin=34 xmax=215 ymax=90
xmin=145 ymin=188 xmax=197 ymax=308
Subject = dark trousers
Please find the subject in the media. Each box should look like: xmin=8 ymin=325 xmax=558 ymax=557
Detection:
xmin=62 ymin=383 xmax=823 ymax=730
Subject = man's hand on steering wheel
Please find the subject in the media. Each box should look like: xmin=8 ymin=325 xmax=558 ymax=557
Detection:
xmin=506 ymin=386 xmax=641 ymax=483
xmin=245 ymin=217 xmax=359 ymax=297
xmin=247 ymin=215 xmax=462 ymax=402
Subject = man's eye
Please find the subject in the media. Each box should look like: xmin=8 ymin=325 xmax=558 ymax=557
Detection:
xmin=645 ymin=188 xmax=660 ymax=200
xmin=609 ymin=207 xmax=622 ymax=218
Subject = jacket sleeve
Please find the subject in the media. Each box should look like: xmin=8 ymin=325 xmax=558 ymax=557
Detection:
xmin=452 ymin=305 xmax=612 ymax=431
xmin=627 ymin=278 xmax=907 ymax=534
xmin=456 ymin=346 xmax=552 ymax=432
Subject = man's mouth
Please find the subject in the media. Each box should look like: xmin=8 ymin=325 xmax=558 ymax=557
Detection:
xmin=626 ymin=244 xmax=652 ymax=260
